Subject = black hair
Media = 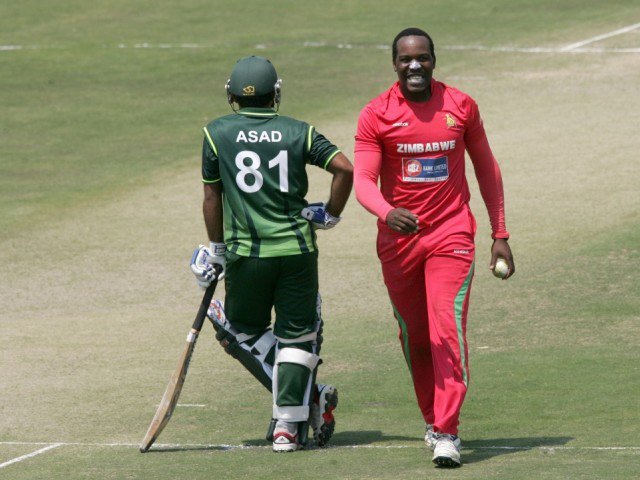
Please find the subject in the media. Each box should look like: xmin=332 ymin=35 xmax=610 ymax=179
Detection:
xmin=392 ymin=27 xmax=436 ymax=62
xmin=236 ymin=92 xmax=275 ymax=108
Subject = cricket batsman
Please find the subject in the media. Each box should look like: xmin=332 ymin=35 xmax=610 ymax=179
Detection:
xmin=190 ymin=56 xmax=353 ymax=451
xmin=354 ymin=28 xmax=515 ymax=467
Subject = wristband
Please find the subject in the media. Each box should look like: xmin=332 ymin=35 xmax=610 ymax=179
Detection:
xmin=210 ymin=242 xmax=227 ymax=255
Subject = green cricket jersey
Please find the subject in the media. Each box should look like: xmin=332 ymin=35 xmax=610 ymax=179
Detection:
xmin=202 ymin=107 xmax=341 ymax=258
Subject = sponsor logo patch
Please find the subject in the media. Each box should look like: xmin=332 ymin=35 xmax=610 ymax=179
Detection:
xmin=405 ymin=159 xmax=422 ymax=177
xmin=402 ymin=156 xmax=449 ymax=182
xmin=392 ymin=121 xmax=409 ymax=127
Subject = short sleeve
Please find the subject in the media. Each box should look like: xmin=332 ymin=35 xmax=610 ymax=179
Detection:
xmin=307 ymin=126 xmax=340 ymax=169
xmin=201 ymin=132 xmax=221 ymax=184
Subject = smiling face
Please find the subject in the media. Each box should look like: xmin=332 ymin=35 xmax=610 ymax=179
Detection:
xmin=393 ymin=35 xmax=436 ymax=102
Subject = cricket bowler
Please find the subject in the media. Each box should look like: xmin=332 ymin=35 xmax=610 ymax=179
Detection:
xmin=354 ymin=28 xmax=515 ymax=467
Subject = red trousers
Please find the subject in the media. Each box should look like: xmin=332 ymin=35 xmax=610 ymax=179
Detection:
xmin=377 ymin=206 xmax=476 ymax=435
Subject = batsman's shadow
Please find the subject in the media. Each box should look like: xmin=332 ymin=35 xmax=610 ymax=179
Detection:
xmin=242 ymin=430 xmax=415 ymax=448
xmin=144 ymin=444 xmax=261 ymax=453
xmin=143 ymin=432 xmax=416 ymax=453
xmin=461 ymin=436 xmax=573 ymax=464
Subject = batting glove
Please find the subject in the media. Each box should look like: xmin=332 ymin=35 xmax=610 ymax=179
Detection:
xmin=190 ymin=243 xmax=226 ymax=289
xmin=301 ymin=202 xmax=341 ymax=230
xmin=206 ymin=242 xmax=227 ymax=280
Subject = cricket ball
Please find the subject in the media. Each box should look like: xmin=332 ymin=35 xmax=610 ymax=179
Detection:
xmin=493 ymin=258 xmax=510 ymax=279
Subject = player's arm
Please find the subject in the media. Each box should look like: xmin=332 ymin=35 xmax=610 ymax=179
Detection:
xmin=354 ymin=107 xmax=418 ymax=234
xmin=325 ymin=152 xmax=353 ymax=218
xmin=302 ymin=152 xmax=353 ymax=229
xmin=192 ymin=134 xmax=227 ymax=285
xmin=354 ymin=149 xmax=387 ymax=219
xmin=201 ymin=133 xmax=225 ymax=244
xmin=464 ymin=101 xmax=514 ymax=277
xmin=354 ymin=150 xmax=418 ymax=233
xmin=354 ymin=150 xmax=418 ymax=234
xmin=303 ymin=128 xmax=353 ymax=229
xmin=467 ymin=147 xmax=515 ymax=277
xmin=203 ymin=182 xmax=223 ymax=243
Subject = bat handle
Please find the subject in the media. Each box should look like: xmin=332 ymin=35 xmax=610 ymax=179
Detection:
xmin=191 ymin=265 xmax=223 ymax=331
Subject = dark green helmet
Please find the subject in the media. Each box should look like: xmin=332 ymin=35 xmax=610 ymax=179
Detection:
xmin=227 ymin=56 xmax=279 ymax=97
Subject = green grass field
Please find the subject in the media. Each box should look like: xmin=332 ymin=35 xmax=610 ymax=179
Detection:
xmin=1 ymin=1 xmax=639 ymax=478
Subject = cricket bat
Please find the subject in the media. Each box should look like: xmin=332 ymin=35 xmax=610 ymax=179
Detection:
xmin=139 ymin=274 xmax=220 ymax=453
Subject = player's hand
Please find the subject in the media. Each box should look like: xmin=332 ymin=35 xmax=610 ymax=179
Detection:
xmin=206 ymin=242 xmax=227 ymax=279
xmin=301 ymin=202 xmax=341 ymax=230
xmin=490 ymin=239 xmax=515 ymax=279
xmin=190 ymin=243 xmax=226 ymax=289
xmin=190 ymin=245 xmax=215 ymax=289
xmin=386 ymin=208 xmax=419 ymax=234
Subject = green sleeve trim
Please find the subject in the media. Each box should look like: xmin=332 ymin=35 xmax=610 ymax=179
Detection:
xmin=202 ymin=178 xmax=221 ymax=184
xmin=322 ymin=149 xmax=341 ymax=170
xmin=202 ymin=126 xmax=218 ymax=156
xmin=306 ymin=125 xmax=315 ymax=154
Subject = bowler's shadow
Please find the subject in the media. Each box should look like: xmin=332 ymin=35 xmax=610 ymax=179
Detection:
xmin=243 ymin=432 xmax=573 ymax=461
xmin=324 ymin=430 xmax=416 ymax=446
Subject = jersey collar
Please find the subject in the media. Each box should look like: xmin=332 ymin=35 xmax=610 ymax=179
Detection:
xmin=237 ymin=107 xmax=279 ymax=118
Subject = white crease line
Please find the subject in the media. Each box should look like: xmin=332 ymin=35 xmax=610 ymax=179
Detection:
xmin=0 ymin=443 xmax=63 ymax=469
xmin=1 ymin=43 xmax=640 ymax=54
xmin=1 ymin=441 xmax=639 ymax=452
xmin=442 ymin=45 xmax=640 ymax=53
xmin=560 ymin=22 xmax=640 ymax=51
xmin=443 ymin=45 xmax=555 ymax=53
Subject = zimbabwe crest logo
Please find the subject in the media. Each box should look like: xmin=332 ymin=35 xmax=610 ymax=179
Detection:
xmin=445 ymin=113 xmax=456 ymax=128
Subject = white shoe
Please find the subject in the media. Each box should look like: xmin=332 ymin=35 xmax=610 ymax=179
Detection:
xmin=432 ymin=433 xmax=461 ymax=467
xmin=272 ymin=421 xmax=299 ymax=452
xmin=309 ymin=384 xmax=338 ymax=447
xmin=425 ymin=425 xmax=461 ymax=451
xmin=425 ymin=424 xmax=436 ymax=450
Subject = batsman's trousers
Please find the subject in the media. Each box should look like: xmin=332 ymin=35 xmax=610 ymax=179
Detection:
xmin=224 ymin=251 xmax=319 ymax=408
xmin=377 ymin=205 xmax=476 ymax=435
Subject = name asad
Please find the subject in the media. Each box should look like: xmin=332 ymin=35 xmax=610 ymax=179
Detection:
xmin=236 ymin=130 xmax=282 ymax=143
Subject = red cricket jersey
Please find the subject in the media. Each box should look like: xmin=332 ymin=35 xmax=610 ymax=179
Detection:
xmin=354 ymin=80 xmax=509 ymax=239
